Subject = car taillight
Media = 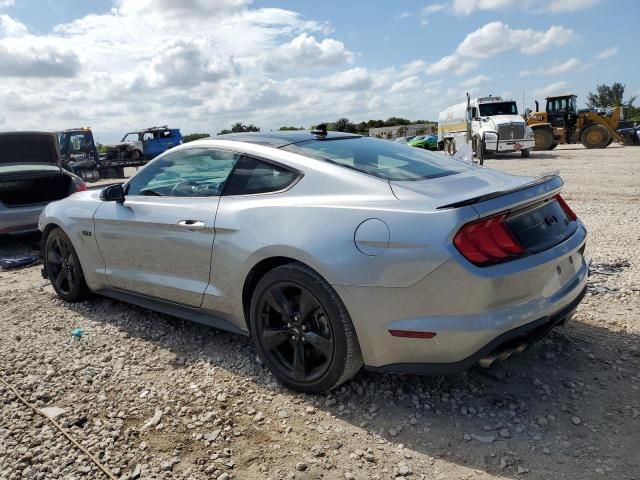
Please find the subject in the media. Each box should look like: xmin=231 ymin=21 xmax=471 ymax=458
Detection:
xmin=453 ymin=213 xmax=525 ymax=266
xmin=555 ymin=194 xmax=577 ymax=221
xmin=75 ymin=180 xmax=87 ymax=192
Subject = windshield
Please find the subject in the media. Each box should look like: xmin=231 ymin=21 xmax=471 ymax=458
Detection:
xmin=281 ymin=137 xmax=465 ymax=181
xmin=479 ymin=102 xmax=518 ymax=116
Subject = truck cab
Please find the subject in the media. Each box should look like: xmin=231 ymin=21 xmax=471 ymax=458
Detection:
xmin=58 ymin=128 xmax=99 ymax=171
xmin=108 ymin=126 xmax=182 ymax=160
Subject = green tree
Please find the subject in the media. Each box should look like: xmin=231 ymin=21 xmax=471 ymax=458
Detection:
xmin=587 ymin=82 xmax=636 ymax=109
xmin=218 ymin=122 xmax=260 ymax=135
xmin=384 ymin=117 xmax=411 ymax=126
xmin=333 ymin=117 xmax=358 ymax=133
xmin=95 ymin=143 xmax=108 ymax=154
xmin=278 ymin=126 xmax=305 ymax=131
xmin=182 ymin=133 xmax=210 ymax=143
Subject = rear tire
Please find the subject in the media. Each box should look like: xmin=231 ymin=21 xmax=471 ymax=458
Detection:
xmin=521 ymin=148 xmax=530 ymax=158
xmin=249 ymin=263 xmax=362 ymax=393
xmin=44 ymin=228 xmax=91 ymax=302
xmin=533 ymin=128 xmax=554 ymax=151
xmin=581 ymin=124 xmax=610 ymax=149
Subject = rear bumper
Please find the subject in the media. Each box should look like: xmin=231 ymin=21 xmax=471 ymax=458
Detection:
xmin=367 ymin=285 xmax=586 ymax=375
xmin=334 ymin=222 xmax=587 ymax=369
xmin=0 ymin=203 xmax=44 ymax=234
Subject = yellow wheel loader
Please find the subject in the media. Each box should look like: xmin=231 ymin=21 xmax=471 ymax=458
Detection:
xmin=526 ymin=94 xmax=623 ymax=150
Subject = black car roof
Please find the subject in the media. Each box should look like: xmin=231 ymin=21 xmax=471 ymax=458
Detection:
xmin=217 ymin=131 xmax=361 ymax=148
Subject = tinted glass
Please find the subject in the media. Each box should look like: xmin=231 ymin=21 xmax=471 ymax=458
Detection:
xmin=282 ymin=137 xmax=464 ymax=181
xmin=126 ymin=148 xmax=238 ymax=197
xmin=224 ymin=156 xmax=298 ymax=195
xmin=478 ymin=102 xmax=518 ymax=116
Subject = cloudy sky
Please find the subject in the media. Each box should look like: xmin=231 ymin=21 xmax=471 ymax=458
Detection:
xmin=0 ymin=0 xmax=637 ymax=142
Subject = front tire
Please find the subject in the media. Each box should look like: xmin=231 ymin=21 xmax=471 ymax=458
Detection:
xmin=249 ymin=263 xmax=362 ymax=393
xmin=521 ymin=148 xmax=530 ymax=158
xmin=44 ymin=228 xmax=91 ymax=302
xmin=533 ymin=128 xmax=554 ymax=151
xmin=581 ymin=124 xmax=610 ymax=149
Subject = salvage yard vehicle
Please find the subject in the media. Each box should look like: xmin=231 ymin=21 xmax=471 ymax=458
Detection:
xmin=59 ymin=127 xmax=160 ymax=182
xmin=525 ymin=94 xmax=624 ymax=150
xmin=407 ymin=134 xmax=438 ymax=151
xmin=439 ymin=95 xmax=535 ymax=160
xmin=0 ymin=132 xmax=86 ymax=235
xmin=106 ymin=126 xmax=182 ymax=161
xmin=40 ymin=130 xmax=588 ymax=393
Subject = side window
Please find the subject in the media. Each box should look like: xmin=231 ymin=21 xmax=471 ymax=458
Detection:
xmin=126 ymin=148 xmax=238 ymax=197
xmin=224 ymin=156 xmax=299 ymax=196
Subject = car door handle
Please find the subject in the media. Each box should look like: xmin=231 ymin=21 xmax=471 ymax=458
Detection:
xmin=177 ymin=220 xmax=206 ymax=230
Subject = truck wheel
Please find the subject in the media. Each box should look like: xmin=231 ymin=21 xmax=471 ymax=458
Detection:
xmin=581 ymin=125 xmax=610 ymax=149
xmin=521 ymin=149 xmax=530 ymax=158
xmin=131 ymin=150 xmax=142 ymax=159
xmin=549 ymin=143 xmax=558 ymax=150
xmin=533 ymin=128 xmax=554 ymax=150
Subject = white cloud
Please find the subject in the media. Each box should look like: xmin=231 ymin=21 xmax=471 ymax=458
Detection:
xmin=533 ymin=81 xmax=569 ymax=98
xmin=520 ymin=58 xmax=587 ymax=77
xmin=462 ymin=74 xmax=491 ymax=87
xmin=0 ymin=41 xmax=81 ymax=77
xmin=0 ymin=0 xmax=15 ymax=7
xmin=397 ymin=9 xmax=412 ymax=19
xmin=452 ymin=0 xmax=599 ymax=14
xmin=596 ymin=46 xmax=618 ymax=60
xmin=545 ymin=0 xmax=599 ymax=12
xmin=456 ymin=22 xmax=574 ymax=58
xmin=426 ymin=54 xmax=478 ymax=76
xmin=421 ymin=3 xmax=446 ymax=25
xmin=390 ymin=76 xmax=422 ymax=93
xmin=452 ymin=0 xmax=519 ymax=15
xmin=425 ymin=22 xmax=573 ymax=77
xmin=264 ymin=33 xmax=353 ymax=72
xmin=423 ymin=3 xmax=446 ymax=14
xmin=0 ymin=14 xmax=27 ymax=36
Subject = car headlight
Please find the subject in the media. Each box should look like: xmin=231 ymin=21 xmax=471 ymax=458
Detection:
xmin=484 ymin=132 xmax=498 ymax=141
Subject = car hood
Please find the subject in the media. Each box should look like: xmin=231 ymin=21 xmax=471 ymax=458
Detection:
xmin=389 ymin=165 xmax=538 ymax=208
xmin=487 ymin=115 xmax=526 ymax=126
xmin=0 ymin=132 xmax=61 ymax=168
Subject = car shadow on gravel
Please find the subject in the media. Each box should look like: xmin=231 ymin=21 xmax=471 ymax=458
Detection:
xmin=63 ymin=294 xmax=640 ymax=480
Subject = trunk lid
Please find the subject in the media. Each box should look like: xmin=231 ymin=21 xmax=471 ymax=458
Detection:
xmin=391 ymin=170 xmax=577 ymax=258
xmin=389 ymin=167 xmax=559 ymax=211
xmin=0 ymin=132 xmax=61 ymax=169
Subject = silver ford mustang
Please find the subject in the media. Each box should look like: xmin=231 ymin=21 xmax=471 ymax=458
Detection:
xmin=39 ymin=131 xmax=588 ymax=393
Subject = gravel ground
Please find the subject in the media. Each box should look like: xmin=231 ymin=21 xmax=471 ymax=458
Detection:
xmin=1 ymin=145 xmax=639 ymax=480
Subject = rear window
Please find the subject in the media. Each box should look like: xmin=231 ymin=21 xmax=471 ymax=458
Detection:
xmin=281 ymin=137 xmax=463 ymax=181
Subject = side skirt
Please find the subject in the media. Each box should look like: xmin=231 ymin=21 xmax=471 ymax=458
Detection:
xmin=96 ymin=288 xmax=248 ymax=336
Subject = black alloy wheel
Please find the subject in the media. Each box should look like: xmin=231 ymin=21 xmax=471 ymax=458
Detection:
xmin=45 ymin=228 xmax=90 ymax=302
xmin=250 ymin=263 xmax=362 ymax=393
xmin=257 ymin=281 xmax=334 ymax=382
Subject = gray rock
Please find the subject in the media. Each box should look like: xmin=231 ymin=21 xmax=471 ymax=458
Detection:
xmin=470 ymin=434 xmax=495 ymax=444
xmin=204 ymin=429 xmax=222 ymax=441
xmin=39 ymin=406 xmax=66 ymax=420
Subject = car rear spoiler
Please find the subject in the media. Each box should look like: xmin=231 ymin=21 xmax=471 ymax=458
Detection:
xmin=437 ymin=172 xmax=562 ymax=210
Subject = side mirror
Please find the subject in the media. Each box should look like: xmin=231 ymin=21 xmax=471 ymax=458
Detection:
xmin=100 ymin=183 xmax=125 ymax=202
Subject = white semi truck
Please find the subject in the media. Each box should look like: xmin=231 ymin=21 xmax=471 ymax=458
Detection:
xmin=438 ymin=95 xmax=535 ymax=162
